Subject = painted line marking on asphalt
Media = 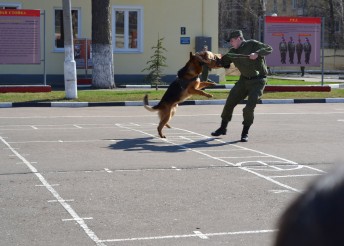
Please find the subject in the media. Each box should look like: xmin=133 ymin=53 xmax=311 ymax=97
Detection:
xmin=7 ymin=139 xmax=117 ymax=144
xmin=303 ymin=165 xmax=327 ymax=173
xmin=193 ymin=230 xmax=209 ymax=239
xmin=214 ymin=155 xmax=271 ymax=159
xmin=73 ymin=124 xmax=83 ymax=129
xmin=130 ymin=123 xmax=140 ymax=126
xmin=100 ymin=229 xmax=276 ymax=243
xmin=36 ymin=184 xmax=59 ymax=187
xmin=115 ymin=123 xmax=322 ymax=193
xmin=248 ymin=163 xmax=304 ymax=171
xmin=198 ymin=149 xmax=247 ymax=152
xmin=62 ymin=217 xmax=93 ymax=222
xmin=104 ymin=168 xmax=113 ymax=173
xmin=240 ymin=166 xmax=301 ymax=192
xmin=269 ymin=173 xmax=322 ymax=178
xmin=30 ymin=126 xmax=38 ymax=130
xmin=48 ymin=199 xmax=74 ymax=203
xmin=0 ymin=136 xmax=106 ymax=246
xmin=269 ymin=190 xmax=293 ymax=194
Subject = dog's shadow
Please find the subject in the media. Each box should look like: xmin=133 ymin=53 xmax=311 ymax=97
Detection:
xmin=107 ymin=137 xmax=239 ymax=153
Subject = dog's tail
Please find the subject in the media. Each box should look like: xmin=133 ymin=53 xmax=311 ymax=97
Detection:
xmin=143 ymin=94 xmax=158 ymax=112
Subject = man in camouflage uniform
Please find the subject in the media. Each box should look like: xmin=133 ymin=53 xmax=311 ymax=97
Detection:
xmin=304 ymin=38 xmax=312 ymax=64
xmin=288 ymin=36 xmax=296 ymax=64
xmin=211 ymin=30 xmax=272 ymax=142
xmin=296 ymin=38 xmax=303 ymax=65
xmin=279 ymin=36 xmax=287 ymax=64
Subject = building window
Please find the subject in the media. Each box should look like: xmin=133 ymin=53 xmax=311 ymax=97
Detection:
xmin=54 ymin=8 xmax=80 ymax=51
xmin=113 ymin=6 xmax=143 ymax=53
xmin=0 ymin=3 xmax=21 ymax=9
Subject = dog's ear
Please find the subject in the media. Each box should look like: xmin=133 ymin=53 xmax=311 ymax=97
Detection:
xmin=190 ymin=52 xmax=193 ymax=59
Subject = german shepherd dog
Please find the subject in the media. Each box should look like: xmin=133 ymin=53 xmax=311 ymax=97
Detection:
xmin=144 ymin=52 xmax=216 ymax=138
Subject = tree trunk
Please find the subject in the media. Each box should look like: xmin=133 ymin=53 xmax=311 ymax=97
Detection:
xmin=91 ymin=0 xmax=115 ymax=88
xmin=328 ymin=0 xmax=336 ymax=47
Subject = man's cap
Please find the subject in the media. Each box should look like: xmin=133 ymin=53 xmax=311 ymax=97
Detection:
xmin=226 ymin=30 xmax=243 ymax=41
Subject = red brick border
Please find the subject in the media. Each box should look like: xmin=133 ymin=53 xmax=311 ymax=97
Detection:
xmin=0 ymin=85 xmax=52 ymax=93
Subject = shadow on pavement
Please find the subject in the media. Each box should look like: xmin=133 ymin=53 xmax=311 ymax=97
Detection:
xmin=107 ymin=137 xmax=239 ymax=153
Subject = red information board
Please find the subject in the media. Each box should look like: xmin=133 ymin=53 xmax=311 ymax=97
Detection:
xmin=0 ymin=9 xmax=41 ymax=64
xmin=264 ymin=16 xmax=321 ymax=67
xmin=74 ymin=39 xmax=93 ymax=69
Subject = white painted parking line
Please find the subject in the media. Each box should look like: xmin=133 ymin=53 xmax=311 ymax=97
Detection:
xmin=193 ymin=230 xmax=209 ymax=239
xmin=36 ymin=184 xmax=59 ymax=187
xmin=100 ymin=229 xmax=276 ymax=243
xmin=303 ymin=165 xmax=327 ymax=173
xmin=104 ymin=168 xmax=113 ymax=173
xmin=7 ymin=139 xmax=116 ymax=144
xmin=62 ymin=217 xmax=93 ymax=222
xmin=215 ymin=155 xmax=271 ymax=159
xmin=269 ymin=173 xmax=322 ymax=178
xmin=115 ymin=123 xmax=324 ymax=194
xmin=0 ymin=136 xmax=106 ymax=246
xmin=269 ymin=190 xmax=293 ymax=194
xmin=241 ymin=166 xmax=301 ymax=193
xmin=48 ymin=199 xmax=74 ymax=203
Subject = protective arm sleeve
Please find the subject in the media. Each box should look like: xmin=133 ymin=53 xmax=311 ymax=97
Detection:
xmin=220 ymin=54 xmax=232 ymax=68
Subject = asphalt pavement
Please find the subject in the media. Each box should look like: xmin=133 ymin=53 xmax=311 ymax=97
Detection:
xmin=1 ymin=103 xmax=344 ymax=245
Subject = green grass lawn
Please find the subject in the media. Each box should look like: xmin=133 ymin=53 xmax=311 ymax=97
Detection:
xmin=223 ymin=75 xmax=340 ymax=85
xmin=0 ymin=76 xmax=343 ymax=103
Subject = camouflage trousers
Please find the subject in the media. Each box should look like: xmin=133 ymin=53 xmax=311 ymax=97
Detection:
xmin=221 ymin=76 xmax=266 ymax=126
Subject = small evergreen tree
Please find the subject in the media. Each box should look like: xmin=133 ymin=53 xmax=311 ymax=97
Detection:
xmin=142 ymin=36 xmax=167 ymax=88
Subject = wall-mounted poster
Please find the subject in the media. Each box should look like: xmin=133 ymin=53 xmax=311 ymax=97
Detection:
xmin=0 ymin=9 xmax=40 ymax=64
xmin=264 ymin=16 xmax=321 ymax=67
xmin=74 ymin=39 xmax=92 ymax=69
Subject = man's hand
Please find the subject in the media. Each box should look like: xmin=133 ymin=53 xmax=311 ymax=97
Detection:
xmin=249 ymin=53 xmax=258 ymax=60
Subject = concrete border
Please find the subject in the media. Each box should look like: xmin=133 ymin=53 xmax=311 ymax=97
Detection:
xmin=1 ymin=98 xmax=344 ymax=108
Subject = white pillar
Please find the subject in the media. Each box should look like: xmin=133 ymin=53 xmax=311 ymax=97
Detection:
xmin=63 ymin=0 xmax=77 ymax=99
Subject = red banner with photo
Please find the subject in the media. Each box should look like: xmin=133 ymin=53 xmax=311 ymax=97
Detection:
xmin=264 ymin=16 xmax=321 ymax=67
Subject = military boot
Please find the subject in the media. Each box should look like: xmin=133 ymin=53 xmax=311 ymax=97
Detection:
xmin=241 ymin=125 xmax=250 ymax=142
xmin=211 ymin=120 xmax=228 ymax=136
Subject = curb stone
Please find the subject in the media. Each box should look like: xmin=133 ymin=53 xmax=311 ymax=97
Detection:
xmin=1 ymin=98 xmax=344 ymax=108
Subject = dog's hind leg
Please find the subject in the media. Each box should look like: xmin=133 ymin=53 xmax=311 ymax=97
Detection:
xmin=157 ymin=108 xmax=174 ymax=138
xmin=165 ymin=105 xmax=177 ymax=128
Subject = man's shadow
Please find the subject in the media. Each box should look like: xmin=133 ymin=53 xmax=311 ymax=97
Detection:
xmin=107 ymin=137 xmax=240 ymax=153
